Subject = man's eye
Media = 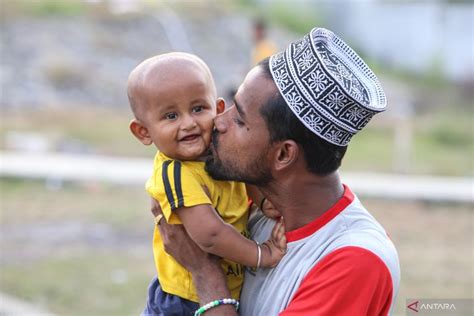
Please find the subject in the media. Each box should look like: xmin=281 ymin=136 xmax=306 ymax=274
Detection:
xmin=233 ymin=117 xmax=244 ymax=126
xmin=165 ymin=112 xmax=178 ymax=120
xmin=192 ymin=106 xmax=203 ymax=113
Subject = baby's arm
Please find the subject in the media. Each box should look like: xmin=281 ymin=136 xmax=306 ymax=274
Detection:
xmin=175 ymin=204 xmax=286 ymax=268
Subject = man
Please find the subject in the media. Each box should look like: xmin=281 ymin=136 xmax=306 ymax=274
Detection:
xmin=251 ymin=18 xmax=277 ymax=66
xmin=156 ymin=27 xmax=400 ymax=315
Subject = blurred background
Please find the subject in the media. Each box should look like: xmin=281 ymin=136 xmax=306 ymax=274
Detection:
xmin=0 ymin=0 xmax=472 ymax=315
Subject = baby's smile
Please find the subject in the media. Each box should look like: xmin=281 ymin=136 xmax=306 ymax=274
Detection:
xmin=179 ymin=133 xmax=201 ymax=142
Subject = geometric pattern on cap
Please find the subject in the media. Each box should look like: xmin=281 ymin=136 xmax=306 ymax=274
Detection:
xmin=270 ymin=28 xmax=386 ymax=146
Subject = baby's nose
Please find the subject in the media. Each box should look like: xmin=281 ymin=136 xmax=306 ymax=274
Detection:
xmin=181 ymin=115 xmax=197 ymax=130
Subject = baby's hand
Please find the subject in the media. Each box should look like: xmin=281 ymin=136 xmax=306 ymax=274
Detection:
xmin=260 ymin=198 xmax=281 ymax=219
xmin=260 ymin=217 xmax=287 ymax=268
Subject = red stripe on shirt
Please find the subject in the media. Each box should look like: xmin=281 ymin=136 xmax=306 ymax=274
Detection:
xmin=280 ymin=246 xmax=393 ymax=316
xmin=285 ymin=184 xmax=354 ymax=242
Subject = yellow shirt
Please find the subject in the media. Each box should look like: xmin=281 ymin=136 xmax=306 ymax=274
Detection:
xmin=146 ymin=151 xmax=249 ymax=302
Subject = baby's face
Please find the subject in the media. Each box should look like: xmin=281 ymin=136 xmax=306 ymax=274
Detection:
xmin=141 ymin=66 xmax=217 ymax=161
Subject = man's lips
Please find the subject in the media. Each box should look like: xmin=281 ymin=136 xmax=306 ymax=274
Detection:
xmin=180 ymin=134 xmax=200 ymax=142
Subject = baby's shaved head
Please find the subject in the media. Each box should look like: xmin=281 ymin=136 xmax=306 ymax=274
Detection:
xmin=127 ymin=52 xmax=216 ymax=119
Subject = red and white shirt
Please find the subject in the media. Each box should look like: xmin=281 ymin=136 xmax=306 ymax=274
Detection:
xmin=240 ymin=185 xmax=400 ymax=315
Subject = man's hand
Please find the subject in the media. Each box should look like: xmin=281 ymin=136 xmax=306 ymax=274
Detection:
xmin=151 ymin=198 xmax=163 ymax=218
xmin=149 ymin=198 xmax=237 ymax=315
xmin=151 ymin=198 xmax=218 ymax=272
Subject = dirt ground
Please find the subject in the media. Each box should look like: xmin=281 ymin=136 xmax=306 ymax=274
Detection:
xmin=366 ymin=198 xmax=473 ymax=314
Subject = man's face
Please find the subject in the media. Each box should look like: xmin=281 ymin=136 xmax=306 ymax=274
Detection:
xmin=205 ymin=66 xmax=276 ymax=185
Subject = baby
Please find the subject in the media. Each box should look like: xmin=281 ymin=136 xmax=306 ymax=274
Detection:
xmin=127 ymin=52 xmax=286 ymax=315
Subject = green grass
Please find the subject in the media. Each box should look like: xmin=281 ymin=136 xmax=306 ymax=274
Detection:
xmin=1 ymin=251 xmax=154 ymax=316
xmin=267 ymin=1 xmax=323 ymax=35
xmin=343 ymin=127 xmax=395 ymax=172
xmin=342 ymin=108 xmax=473 ymax=176
xmin=0 ymin=177 xmax=152 ymax=229
xmin=2 ymin=0 xmax=87 ymax=17
xmin=412 ymin=107 xmax=473 ymax=175
xmin=2 ymin=105 xmax=472 ymax=176
xmin=0 ymin=108 xmax=156 ymax=158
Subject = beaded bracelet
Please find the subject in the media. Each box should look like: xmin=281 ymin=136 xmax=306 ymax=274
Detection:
xmin=194 ymin=298 xmax=239 ymax=316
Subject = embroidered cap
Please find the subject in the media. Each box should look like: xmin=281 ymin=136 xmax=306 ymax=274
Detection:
xmin=269 ymin=28 xmax=386 ymax=146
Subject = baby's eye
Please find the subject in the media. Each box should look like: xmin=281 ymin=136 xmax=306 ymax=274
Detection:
xmin=192 ymin=106 xmax=203 ymax=113
xmin=165 ymin=112 xmax=178 ymax=120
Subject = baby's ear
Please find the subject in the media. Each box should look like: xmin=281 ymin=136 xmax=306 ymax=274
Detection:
xmin=216 ymin=97 xmax=225 ymax=114
xmin=129 ymin=119 xmax=152 ymax=145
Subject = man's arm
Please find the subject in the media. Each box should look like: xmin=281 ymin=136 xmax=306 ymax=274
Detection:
xmin=154 ymin=200 xmax=237 ymax=315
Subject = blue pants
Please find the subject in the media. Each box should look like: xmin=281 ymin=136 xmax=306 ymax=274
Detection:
xmin=141 ymin=277 xmax=200 ymax=316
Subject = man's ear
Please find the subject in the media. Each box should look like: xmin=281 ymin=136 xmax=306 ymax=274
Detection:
xmin=129 ymin=119 xmax=152 ymax=146
xmin=216 ymin=97 xmax=225 ymax=114
xmin=273 ymin=140 xmax=299 ymax=172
